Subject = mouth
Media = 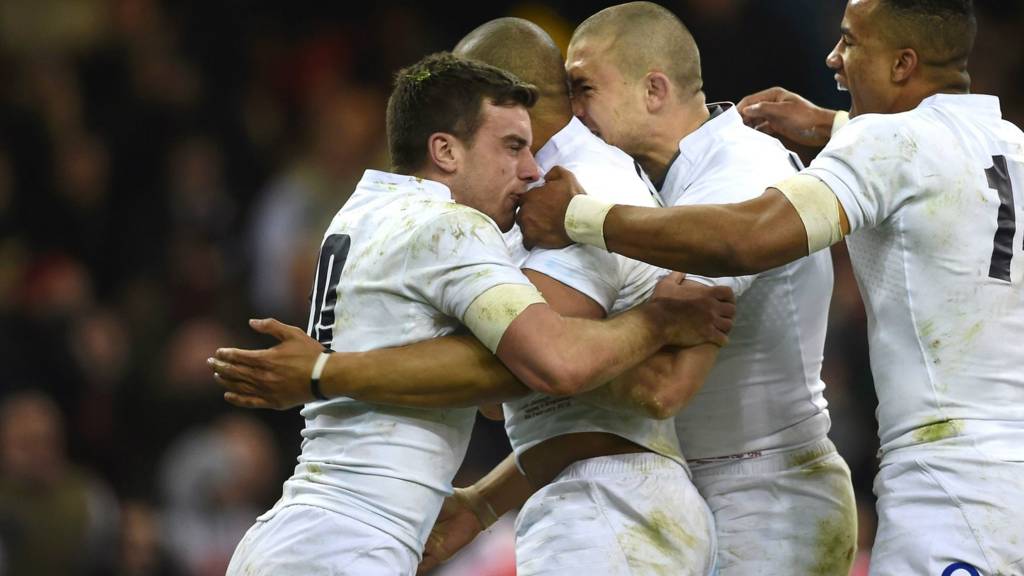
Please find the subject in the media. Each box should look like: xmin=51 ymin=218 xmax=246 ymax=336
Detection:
xmin=834 ymin=74 xmax=849 ymax=92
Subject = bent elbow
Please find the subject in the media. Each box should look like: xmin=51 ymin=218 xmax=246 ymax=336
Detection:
xmin=521 ymin=361 xmax=588 ymax=397
xmin=645 ymin=393 xmax=683 ymax=420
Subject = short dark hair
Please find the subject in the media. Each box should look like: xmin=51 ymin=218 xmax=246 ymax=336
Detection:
xmin=880 ymin=0 xmax=976 ymax=65
xmin=386 ymin=52 xmax=538 ymax=174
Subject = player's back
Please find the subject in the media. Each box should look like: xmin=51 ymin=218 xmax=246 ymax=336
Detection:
xmin=276 ymin=169 xmax=518 ymax=553
xmin=808 ymin=94 xmax=1024 ymax=457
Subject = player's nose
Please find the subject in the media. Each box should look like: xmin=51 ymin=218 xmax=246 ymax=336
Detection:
xmin=520 ymin=151 xmax=541 ymax=182
xmin=826 ymin=40 xmax=842 ymax=70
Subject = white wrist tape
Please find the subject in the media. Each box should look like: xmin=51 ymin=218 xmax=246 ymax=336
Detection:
xmin=772 ymin=174 xmax=845 ymax=254
xmin=464 ymin=284 xmax=547 ymax=353
xmin=564 ymin=195 xmax=614 ymax=250
xmin=454 ymin=485 xmax=500 ymax=529
xmin=831 ymin=110 xmax=850 ymax=135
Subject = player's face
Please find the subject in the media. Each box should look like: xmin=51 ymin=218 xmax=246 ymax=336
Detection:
xmin=827 ymin=0 xmax=899 ymax=117
xmin=566 ymin=38 xmax=648 ymax=154
xmin=455 ymin=101 xmax=540 ymax=232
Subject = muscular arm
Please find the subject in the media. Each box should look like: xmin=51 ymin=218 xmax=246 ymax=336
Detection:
xmin=213 ymin=273 xmax=732 ymax=409
xmin=579 ymin=341 xmax=719 ymax=420
xmin=603 ymin=189 xmax=810 ymax=276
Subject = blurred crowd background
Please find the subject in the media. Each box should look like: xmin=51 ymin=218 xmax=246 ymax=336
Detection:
xmin=0 ymin=1 xmax=1021 ymax=575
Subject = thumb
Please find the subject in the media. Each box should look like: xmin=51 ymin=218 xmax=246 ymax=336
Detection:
xmin=665 ymin=271 xmax=686 ymax=285
xmin=745 ymin=100 xmax=790 ymax=123
xmin=249 ymin=318 xmax=293 ymax=342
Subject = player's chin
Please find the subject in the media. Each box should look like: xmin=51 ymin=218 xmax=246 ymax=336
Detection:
xmin=496 ymin=211 xmax=516 ymax=232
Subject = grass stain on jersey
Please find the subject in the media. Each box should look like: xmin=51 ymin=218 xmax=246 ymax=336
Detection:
xmin=810 ymin=513 xmax=856 ymax=576
xmin=919 ymin=319 xmax=936 ymax=340
xmin=913 ymin=419 xmax=964 ymax=444
xmin=960 ymin=321 xmax=984 ymax=347
xmin=306 ymin=462 xmax=323 ymax=480
xmin=616 ymin=510 xmax=698 ymax=575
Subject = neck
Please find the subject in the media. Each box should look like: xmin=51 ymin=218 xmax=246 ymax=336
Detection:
xmin=634 ymin=95 xmax=709 ymax=186
xmin=410 ymin=165 xmax=451 ymax=189
xmin=530 ymin=99 xmax=573 ymax=155
xmin=891 ymin=70 xmax=972 ymax=113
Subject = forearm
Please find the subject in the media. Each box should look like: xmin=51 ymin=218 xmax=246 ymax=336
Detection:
xmin=576 ymin=350 xmax=678 ymax=417
xmin=472 ymin=453 xmax=535 ymax=516
xmin=580 ymin=344 xmax=719 ymax=419
xmin=500 ymin=300 xmax=671 ymax=396
xmin=603 ymin=191 xmax=808 ymax=276
xmin=321 ymin=334 xmax=529 ymax=408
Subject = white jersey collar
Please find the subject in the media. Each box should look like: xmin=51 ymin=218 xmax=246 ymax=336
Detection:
xmin=358 ymin=169 xmax=454 ymax=201
xmin=661 ymin=102 xmax=738 ymax=206
xmin=917 ymin=93 xmax=1001 ymax=118
xmin=534 ymin=116 xmax=592 ymax=173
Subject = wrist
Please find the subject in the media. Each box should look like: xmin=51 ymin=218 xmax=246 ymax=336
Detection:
xmin=453 ymin=485 xmax=499 ymax=530
xmin=565 ymin=195 xmax=613 ymax=249
xmin=310 ymin=351 xmax=333 ymax=401
xmin=642 ymin=299 xmax=674 ymax=342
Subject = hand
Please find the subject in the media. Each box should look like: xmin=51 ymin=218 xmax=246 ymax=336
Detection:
xmin=737 ymin=87 xmax=838 ymax=148
xmin=208 ymin=318 xmax=324 ymax=410
xmin=517 ymin=165 xmax=583 ymax=250
xmin=478 ymin=403 xmax=504 ymax=421
xmin=417 ymin=489 xmax=487 ymax=573
xmin=652 ymin=272 xmax=736 ymax=348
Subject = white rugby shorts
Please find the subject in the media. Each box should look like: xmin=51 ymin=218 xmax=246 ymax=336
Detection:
xmin=870 ymin=445 xmax=1024 ymax=576
xmin=689 ymin=438 xmax=857 ymax=576
xmin=515 ymin=452 xmax=717 ymax=576
xmin=226 ymin=503 xmax=418 ymax=576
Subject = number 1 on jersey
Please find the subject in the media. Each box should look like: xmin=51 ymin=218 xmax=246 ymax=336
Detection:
xmin=987 ymin=155 xmax=1017 ymax=282
xmin=308 ymin=234 xmax=351 ymax=345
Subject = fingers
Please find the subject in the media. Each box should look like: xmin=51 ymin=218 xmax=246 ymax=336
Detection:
xmin=740 ymin=100 xmax=788 ymax=126
xmin=249 ymin=317 xmax=296 ymax=341
xmin=664 ymin=271 xmax=686 ymax=285
xmin=478 ymin=404 xmax=504 ymax=421
xmin=737 ymin=86 xmax=789 ymax=112
xmin=543 ymin=165 xmax=566 ymax=181
xmin=707 ymin=328 xmax=729 ymax=348
xmin=709 ymin=285 xmax=736 ymax=304
xmin=712 ymin=313 xmax=734 ymax=335
xmin=208 ymin=357 xmax=266 ymax=384
xmin=223 ymin=391 xmax=274 ymax=410
xmin=214 ymin=347 xmax=266 ymax=369
xmin=417 ymin=553 xmax=442 ymax=574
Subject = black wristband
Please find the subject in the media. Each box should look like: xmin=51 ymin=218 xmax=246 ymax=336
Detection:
xmin=310 ymin=349 xmax=333 ymax=401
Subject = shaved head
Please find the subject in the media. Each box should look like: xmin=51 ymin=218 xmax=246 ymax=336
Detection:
xmin=572 ymin=2 xmax=702 ymax=97
xmin=455 ymin=17 xmax=569 ymax=101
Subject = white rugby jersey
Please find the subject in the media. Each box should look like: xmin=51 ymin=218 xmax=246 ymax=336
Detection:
xmin=272 ymin=170 xmax=534 ymax=553
xmin=502 ymin=117 xmax=686 ymax=468
xmin=803 ymin=94 xmax=1024 ymax=457
xmin=665 ymin=104 xmax=834 ymax=460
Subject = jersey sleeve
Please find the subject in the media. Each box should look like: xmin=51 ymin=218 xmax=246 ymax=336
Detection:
xmin=802 ymin=114 xmax=920 ymax=233
xmin=404 ymin=208 xmax=534 ymax=323
xmin=684 ymin=273 xmax=756 ymax=296
xmin=521 ymin=159 xmax=658 ymax=313
xmin=521 ymin=245 xmax=621 ymax=313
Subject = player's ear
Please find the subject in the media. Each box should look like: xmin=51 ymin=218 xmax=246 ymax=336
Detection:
xmin=428 ymin=132 xmax=461 ymax=174
xmin=644 ymin=71 xmax=672 ymax=113
xmin=891 ymin=48 xmax=918 ymax=83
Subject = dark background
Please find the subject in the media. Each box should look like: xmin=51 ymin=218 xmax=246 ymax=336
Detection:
xmin=0 ymin=1 xmax=1021 ymax=574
